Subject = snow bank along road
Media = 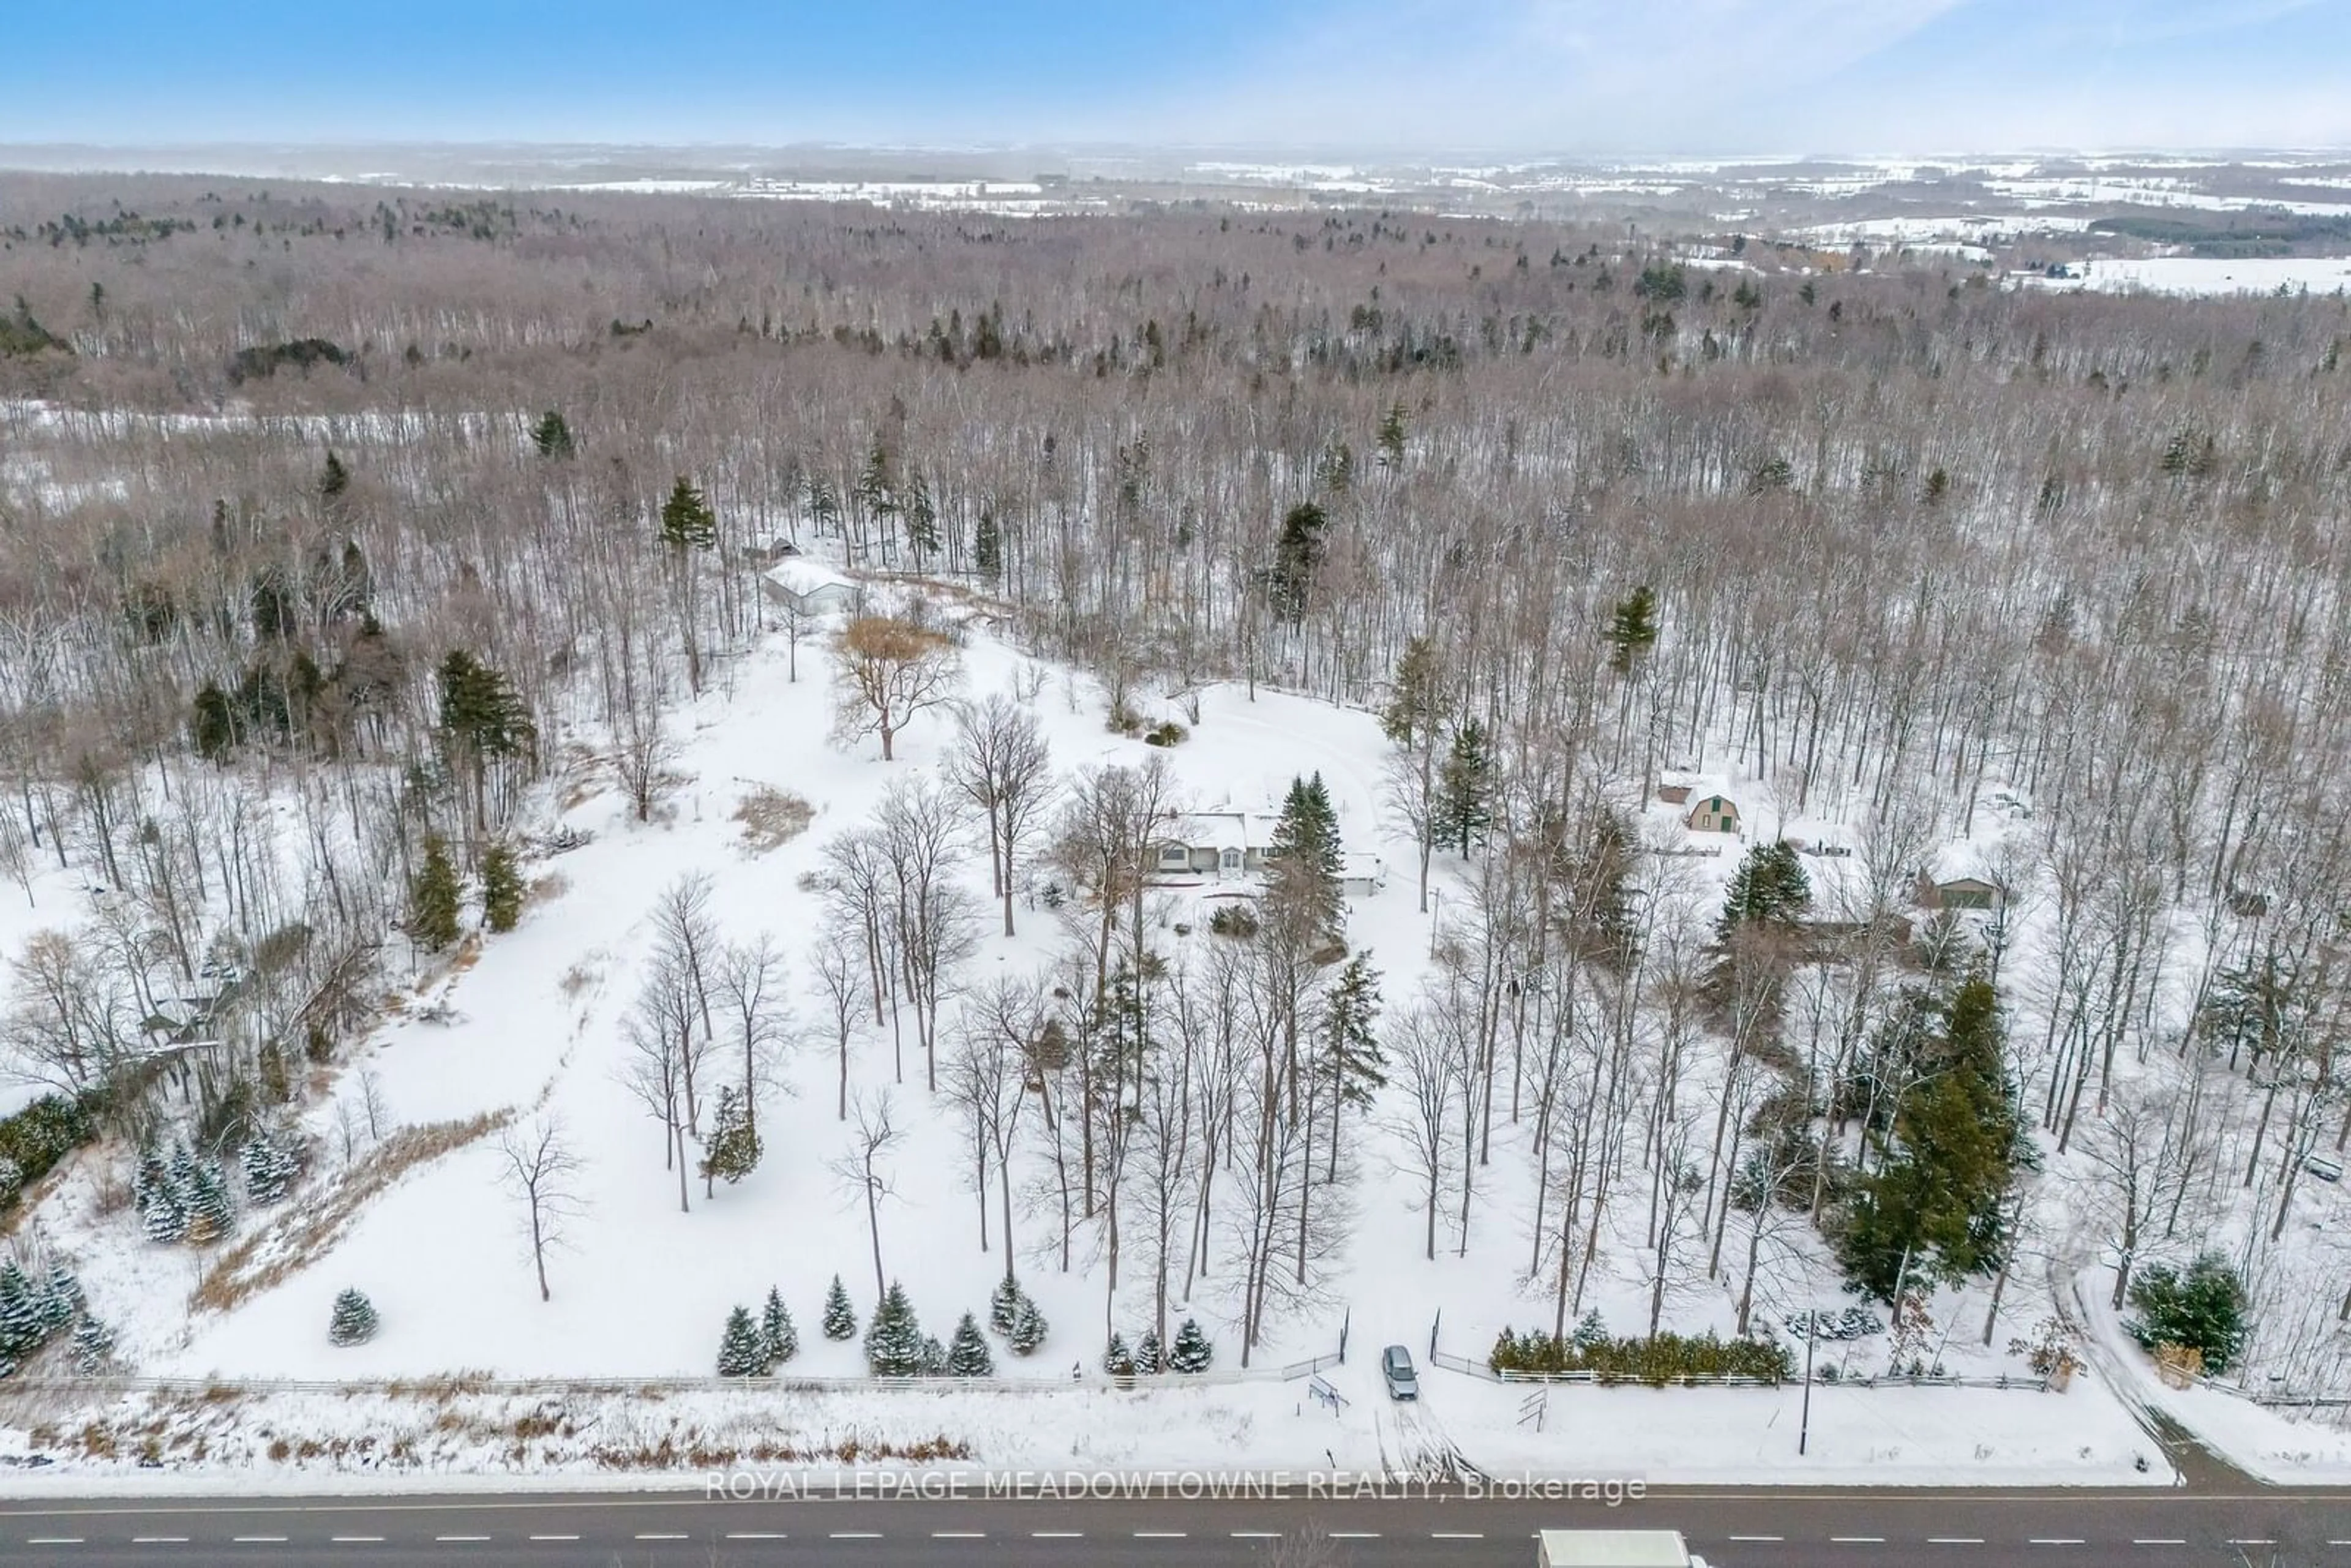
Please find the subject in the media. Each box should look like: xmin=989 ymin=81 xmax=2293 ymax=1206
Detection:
xmin=1 ymin=1490 xmax=2348 ymax=1566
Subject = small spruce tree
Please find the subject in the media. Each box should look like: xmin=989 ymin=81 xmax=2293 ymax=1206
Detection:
xmin=945 ymin=1311 xmax=994 ymax=1377
xmin=1134 ymin=1327 xmax=1165 ymax=1375
xmin=988 ymin=1275 xmax=1023 ymax=1337
xmin=659 ymin=476 xmax=719 ymax=552
xmin=864 ymin=1280 xmax=925 ymax=1376
xmin=1102 ymin=1330 xmax=1136 ymax=1378
xmin=530 ymin=410 xmax=576 ymax=459
xmin=698 ymin=1086 xmax=762 ymax=1192
xmin=760 ymin=1286 xmax=798 ymax=1370
xmin=822 ymin=1275 xmax=858 ymax=1340
xmin=1436 ymin=720 xmax=1496 ymax=856
xmin=0 ymin=1262 xmax=42 ymax=1356
xmin=1008 ymin=1294 xmax=1049 ymax=1357
xmin=328 ymin=1288 xmax=379 ymax=1346
xmin=39 ymin=1262 xmax=81 ymax=1334
xmin=481 ymin=841 xmax=524 ymax=933
xmin=918 ymin=1333 xmax=948 ymax=1376
xmin=1168 ymin=1317 xmax=1213 ymax=1374
xmin=186 ymin=1157 xmax=236 ymax=1245
xmin=717 ymin=1305 xmax=766 ymax=1377
xmin=409 ymin=834 xmax=462 ymax=952
xmin=71 ymin=1313 xmax=114 ymax=1374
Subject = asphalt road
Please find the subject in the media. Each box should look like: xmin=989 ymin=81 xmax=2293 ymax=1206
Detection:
xmin=2 ymin=1488 xmax=2349 ymax=1566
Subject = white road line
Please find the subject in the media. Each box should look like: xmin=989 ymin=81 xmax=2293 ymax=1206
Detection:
xmin=1329 ymin=1532 xmax=1381 ymax=1539
xmin=830 ymin=1531 xmax=882 ymax=1539
xmin=727 ymin=1532 xmax=787 ymax=1540
xmin=636 ymin=1533 xmax=689 ymax=1542
xmin=2134 ymin=1541 xmax=2187 ymax=1547
xmin=1032 ymin=1531 xmax=1083 ymax=1539
xmin=1134 ymin=1531 xmax=1188 ymax=1539
xmin=329 ymin=1537 xmax=384 ymax=1544
xmin=231 ymin=1539 xmax=287 ymax=1545
xmin=435 ymin=1536 xmax=492 ymax=1544
xmin=26 ymin=1540 xmax=84 ymax=1547
xmin=528 ymin=1535 xmax=579 ymax=1542
xmin=1232 ymin=1531 xmax=1283 ymax=1539
xmin=2029 ymin=1540 xmax=2085 ymax=1547
xmin=130 ymin=1539 xmax=190 ymax=1546
xmin=1831 ymin=1537 xmax=1887 ymax=1544
xmin=931 ymin=1532 xmax=985 ymax=1539
xmin=1431 ymin=1532 xmax=1485 ymax=1540
xmin=1929 ymin=1539 xmax=1986 ymax=1545
xmin=2228 ymin=1542 xmax=2277 ymax=1548
xmin=1728 ymin=1536 xmax=1784 ymax=1543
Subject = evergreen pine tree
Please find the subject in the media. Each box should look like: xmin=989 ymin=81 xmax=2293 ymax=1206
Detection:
xmin=988 ymin=1275 xmax=1022 ymax=1337
xmin=328 ymin=1288 xmax=379 ymax=1346
xmin=1133 ymin=1327 xmax=1165 ymax=1375
xmin=141 ymin=1166 xmax=189 ymax=1244
xmin=1101 ymin=1330 xmax=1136 ymax=1377
xmin=1376 ymin=401 xmax=1409 ymax=468
xmin=1379 ymin=636 xmax=1449 ymax=749
xmin=71 ymin=1313 xmax=113 ymax=1374
xmin=1605 ymin=586 xmax=1660 ymax=672
xmin=1435 ymin=719 xmax=1495 ymax=855
xmin=717 ymin=1305 xmax=765 ymax=1376
xmin=39 ymin=1263 xmax=81 ymax=1335
xmin=1265 ymin=500 xmax=1327 ymax=621
xmin=320 ymin=451 xmax=350 ymax=501
xmin=408 ymin=833 xmax=462 ymax=952
xmin=945 ymin=1311 xmax=994 ymax=1376
xmin=192 ymin=680 xmax=238 ymax=762
xmin=822 ymin=1275 xmax=858 ymax=1340
xmin=1168 ymin=1317 xmax=1213 ymax=1373
xmin=972 ymin=510 xmax=1002 ymax=580
xmin=760 ymin=1286 xmax=798 ymax=1370
xmin=902 ymin=472 xmax=939 ymax=559
xmin=863 ymin=1280 xmax=926 ymax=1376
xmin=530 ymin=410 xmax=576 ymax=459
xmin=186 ymin=1157 xmax=235 ymax=1244
xmin=1836 ymin=972 xmax=2022 ymax=1302
xmin=1316 ymin=952 xmax=1386 ymax=1166
xmin=1266 ymin=773 xmax=1345 ymax=944
xmin=481 ymin=841 xmax=524 ymax=933
xmin=0 ymin=1262 xmax=40 ymax=1356
xmin=1008 ymin=1294 xmax=1049 ymax=1357
xmin=437 ymin=648 xmax=534 ymax=830
xmin=697 ymin=1086 xmax=762 ymax=1190
xmin=918 ymin=1334 xmax=948 ymax=1376
xmin=1717 ymin=840 xmax=1812 ymax=939
xmin=659 ymin=476 xmax=719 ymax=552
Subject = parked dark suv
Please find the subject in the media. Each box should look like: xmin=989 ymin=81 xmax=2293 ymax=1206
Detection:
xmin=1382 ymin=1345 xmax=1419 ymax=1400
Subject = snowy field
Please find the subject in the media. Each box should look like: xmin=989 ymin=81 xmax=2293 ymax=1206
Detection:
xmin=2023 ymin=255 xmax=2351 ymax=296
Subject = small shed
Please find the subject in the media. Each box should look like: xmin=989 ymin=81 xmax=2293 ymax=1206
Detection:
xmin=1685 ymin=794 xmax=1741 ymax=834
xmin=760 ymin=558 xmax=857 ymax=617
xmin=1655 ymin=782 xmax=1693 ymax=805
xmin=1340 ymin=852 xmax=1387 ymax=899
xmin=1932 ymin=875 xmax=2001 ymax=910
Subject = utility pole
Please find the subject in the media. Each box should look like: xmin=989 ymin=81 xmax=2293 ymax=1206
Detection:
xmin=1799 ymin=1316 xmax=1818 ymax=1456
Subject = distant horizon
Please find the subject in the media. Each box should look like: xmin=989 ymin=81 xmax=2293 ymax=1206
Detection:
xmin=6 ymin=1 xmax=2348 ymax=154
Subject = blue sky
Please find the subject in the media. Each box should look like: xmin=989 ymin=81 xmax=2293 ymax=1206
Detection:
xmin=5 ymin=0 xmax=2346 ymax=152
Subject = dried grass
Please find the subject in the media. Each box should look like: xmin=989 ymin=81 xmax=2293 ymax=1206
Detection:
xmin=193 ymin=1111 xmax=511 ymax=1315
xmin=733 ymin=785 xmax=814 ymax=854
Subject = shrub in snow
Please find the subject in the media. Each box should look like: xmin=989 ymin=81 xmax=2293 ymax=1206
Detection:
xmin=1572 ymin=1309 xmax=1608 ymax=1351
xmin=0 ymin=1156 xmax=20 ymax=1207
xmin=919 ymin=1334 xmax=947 ymax=1377
xmin=759 ymin=1287 xmax=798 ymax=1370
xmin=2129 ymin=1252 xmax=2250 ymax=1375
xmin=717 ymin=1306 xmax=765 ymax=1377
xmin=988 ymin=1275 xmax=1022 ymax=1337
xmin=822 ymin=1275 xmax=858 ymax=1340
xmin=1008 ymin=1294 xmax=1049 ymax=1357
xmin=1133 ymin=1327 xmax=1164 ymax=1375
xmin=71 ymin=1315 xmax=113 ymax=1375
xmin=1488 ymin=1324 xmax=1791 ymax=1384
xmin=1169 ymin=1318 xmax=1213 ymax=1374
xmin=946 ymin=1312 xmax=994 ymax=1378
xmin=864 ymin=1281 xmax=926 ymax=1377
xmin=328 ymin=1288 xmax=379 ymax=1347
xmin=1102 ymin=1331 xmax=1135 ymax=1378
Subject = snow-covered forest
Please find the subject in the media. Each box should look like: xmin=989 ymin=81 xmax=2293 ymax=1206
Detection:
xmin=2 ymin=170 xmax=2350 ymax=1477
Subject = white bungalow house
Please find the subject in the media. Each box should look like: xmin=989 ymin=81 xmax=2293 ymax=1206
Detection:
xmin=1153 ymin=807 xmax=1283 ymax=881
xmin=1151 ymin=806 xmax=1385 ymax=898
xmin=760 ymin=557 xmax=858 ymax=617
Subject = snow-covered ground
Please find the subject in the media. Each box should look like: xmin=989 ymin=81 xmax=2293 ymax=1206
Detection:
xmin=2020 ymin=255 xmax=2351 ymax=296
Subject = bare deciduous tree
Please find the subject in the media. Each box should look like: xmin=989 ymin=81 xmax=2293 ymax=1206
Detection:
xmin=495 ymin=1114 xmax=585 ymax=1302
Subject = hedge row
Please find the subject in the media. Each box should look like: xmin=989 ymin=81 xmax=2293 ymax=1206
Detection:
xmin=1489 ymin=1325 xmax=1793 ymax=1384
xmin=0 ymin=1093 xmax=97 ymax=1210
